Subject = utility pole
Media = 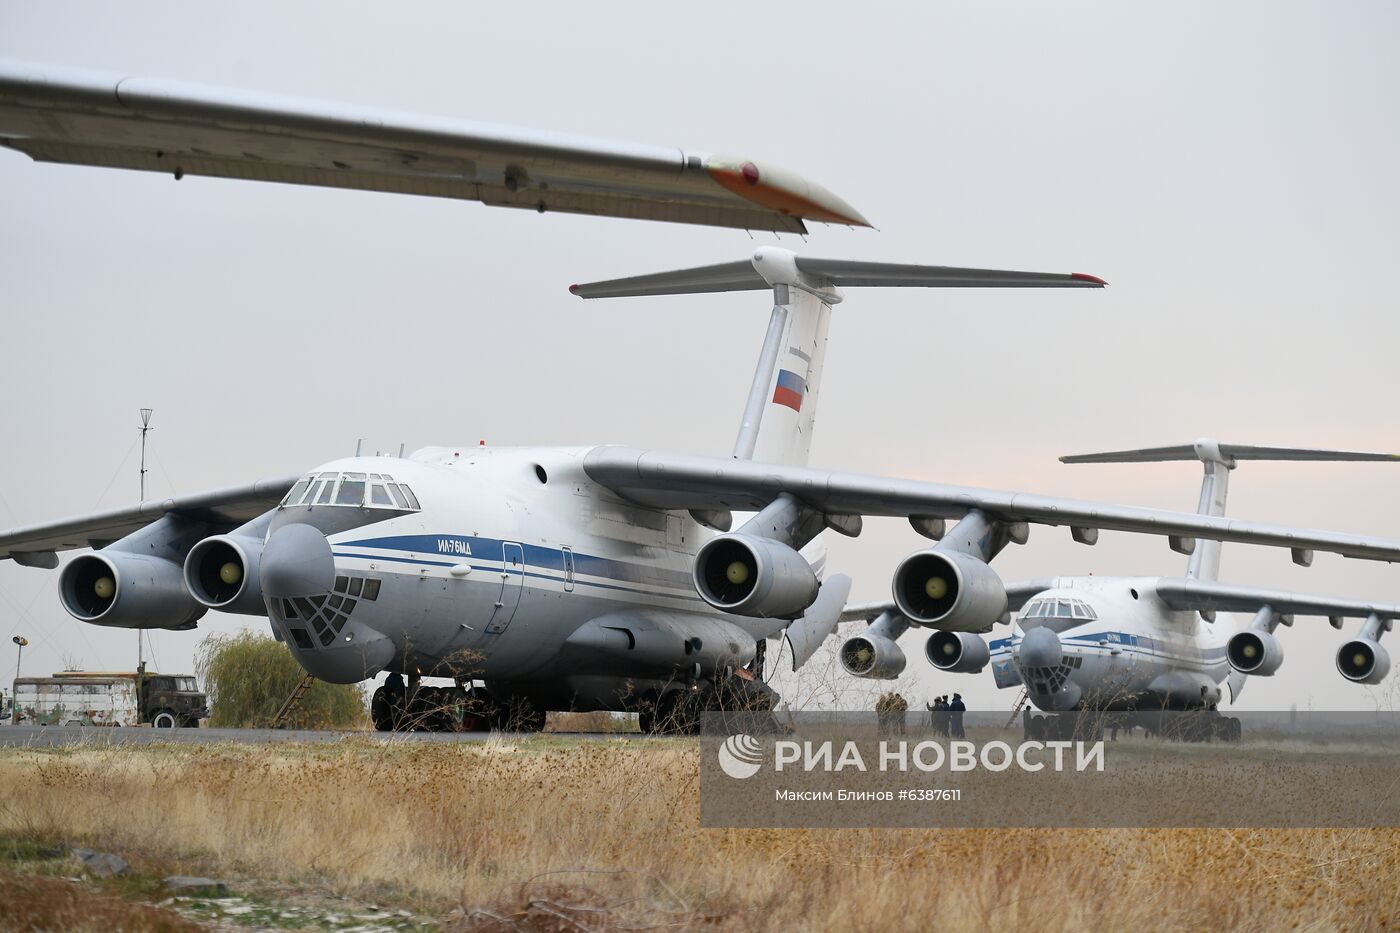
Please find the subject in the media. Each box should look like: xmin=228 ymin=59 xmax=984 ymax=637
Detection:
xmin=12 ymin=635 xmax=26 ymax=686
xmin=138 ymin=408 xmax=153 ymax=672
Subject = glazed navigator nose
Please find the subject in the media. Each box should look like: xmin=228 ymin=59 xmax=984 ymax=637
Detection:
xmin=1016 ymin=626 xmax=1063 ymax=669
xmin=260 ymin=523 xmax=334 ymax=598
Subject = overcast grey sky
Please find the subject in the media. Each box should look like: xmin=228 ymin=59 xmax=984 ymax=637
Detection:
xmin=2 ymin=2 xmax=1398 ymax=711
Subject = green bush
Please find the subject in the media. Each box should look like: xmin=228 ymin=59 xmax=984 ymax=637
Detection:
xmin=195 ymin=630 xmax=368 ymax=729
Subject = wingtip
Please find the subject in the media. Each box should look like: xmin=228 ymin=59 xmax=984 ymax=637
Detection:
xmin=1071 ymin=272 xmax=1108 ymax=287
xmin=705 ymin=155 xmax=871 ymax=228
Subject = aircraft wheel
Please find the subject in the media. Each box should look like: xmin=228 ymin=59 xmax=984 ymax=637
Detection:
xmin=371 ymin=686 xmax=398 ymax=732
xmin=657 ymin=688 xmax=704 ymax=735
xmin=488 ymin=697 xmax=546 ymax=733
xmin=461 ymin=686 xmax=497 ymax=732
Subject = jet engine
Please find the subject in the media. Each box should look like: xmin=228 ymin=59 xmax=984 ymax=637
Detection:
xmin=838 ymin=632 xmax=906 ymax=679
xmin=925 ymin=630 xmax=990 ymax=673
xmin=892 ymin=550 xmax=1007 ymax=632
xmin=183 ymin=520 xmax=270 ymax=616
xmin=1337 ymin=639 xmax=1391 ymax=684
xmin=693 ymin=533 xmax=819 ymax=619
xmin=59 ymin=551 xmax=205 ymax=630
xmin=1227 ymin=630 xmax=1284 ymax=676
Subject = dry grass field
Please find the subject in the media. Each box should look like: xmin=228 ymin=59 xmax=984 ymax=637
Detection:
xmin=0 ymin=737 xmax=1396 ymax=931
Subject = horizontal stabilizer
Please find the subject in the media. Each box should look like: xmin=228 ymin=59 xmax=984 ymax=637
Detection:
xmin=570 ymin=248 xmax=1106 ymax=299
xmin=1062 ymin=438 xmax=1400 ymax=465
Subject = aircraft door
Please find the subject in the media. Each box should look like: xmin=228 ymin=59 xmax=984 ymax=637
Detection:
xmin=486 ymin=542 xmax=526 ymax=634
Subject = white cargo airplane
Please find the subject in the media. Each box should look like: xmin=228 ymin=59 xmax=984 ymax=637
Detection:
xmin=0 ymin=59 xmax=868 ymax=232
xmin=7 ymin=251 xmax=1400 ymax=733
xmin=839 ymin=440 xmax=1400 ymax=734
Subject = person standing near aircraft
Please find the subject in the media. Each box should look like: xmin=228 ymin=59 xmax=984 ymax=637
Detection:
xmin=949 ymin=693 xmax=967 ymax=739
xmin=933 ymin=696 xmax=950 ymax=736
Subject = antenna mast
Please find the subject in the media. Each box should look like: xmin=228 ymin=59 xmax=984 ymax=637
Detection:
xmin=138 ymin=408 xmax=153 ymax=672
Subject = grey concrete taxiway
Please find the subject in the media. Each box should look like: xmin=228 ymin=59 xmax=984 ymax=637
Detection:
xmin=0 ymin=725 xmax=633 ymax=747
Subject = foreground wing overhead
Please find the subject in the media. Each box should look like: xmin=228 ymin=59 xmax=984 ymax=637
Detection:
xmin=583 ymin=446 xmax=1400 ymax=563
xmin=1154 ymin=579 xmax=1400 ymax=623
xmin=0 ymin=59 xmax=868 ymax=233
xmin=0 ymin=475 xmax=298 ymax=566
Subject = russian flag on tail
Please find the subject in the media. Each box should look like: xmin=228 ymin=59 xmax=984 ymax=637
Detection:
xmin=772 ymin=369 xmax=806 ymax=411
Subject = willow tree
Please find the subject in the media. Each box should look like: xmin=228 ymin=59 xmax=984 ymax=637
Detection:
xmin=195 ymin=630 xmax=368 ymax=729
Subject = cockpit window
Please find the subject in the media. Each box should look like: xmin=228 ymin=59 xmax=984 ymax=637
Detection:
xmin=280 ymin=472 xmax=421 ymax=511
xmin=281 ymin=478 xmax=310 ymax=508
xmin=1021 ymin=597 xmax=1097 ymax=625
xmin=335 ymin=473 xmax=367 ymax=506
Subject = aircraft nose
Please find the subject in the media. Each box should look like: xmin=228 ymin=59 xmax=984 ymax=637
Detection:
xmin=260 ymin=523 xmax=334 ymax=598
xmin=1016 ymin=626 xmax=1063 ymax=669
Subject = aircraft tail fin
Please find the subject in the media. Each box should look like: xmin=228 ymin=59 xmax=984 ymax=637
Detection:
xmin=1062 ymin=438 xmax=1400 ymax=581
xmin=573 ymin=247 xmax=1105 ymax=466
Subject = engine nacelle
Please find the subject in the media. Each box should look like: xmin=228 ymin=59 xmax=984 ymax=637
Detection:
xmin=59 ymin=552 xmax=206 ymax=630
xmin=1227 ymin=630 xmax=1284 ymax=676
xmin=925 ymin=631 xmax=990 ymax=673
xmin=693 ymin=533 xmax=819 ymax=618
xmin=1337 ymin=639 xmax=1391 ymax=685
xmin=184 ymin=534 xmax=266 ymax=615
xmin=838 ymin=633 xmax=906 ymax=679
xmin=892 ymin=550 xmax=1007 ymax=632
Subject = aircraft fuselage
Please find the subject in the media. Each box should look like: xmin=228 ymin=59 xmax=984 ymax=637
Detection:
xmin=989 ymin=577 xmax=1231 ymax=712
xmin=260 ymin=446 xmax=794 ymax=711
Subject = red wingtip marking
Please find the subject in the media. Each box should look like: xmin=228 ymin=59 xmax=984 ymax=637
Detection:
xmin=568 ymin=283 xmax=579 ymax=294
xmin=1071 ymin=272 xmax=1108 ymax=286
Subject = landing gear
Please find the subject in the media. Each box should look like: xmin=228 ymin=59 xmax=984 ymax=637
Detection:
xmin=371 ymin=685 xmax=406 ymax=732
xmin=1022 ymin=712 xmax=1103 ymax=742
xmin=1023 ymin=708 xmax=1244 ymax=743
xmin=372 ymin=677 xmax=547 ymax=733
xmin=460 ymin=686 xmax=497 ymax=732
xmin=639 ymin=673 xmax=780 ymax=735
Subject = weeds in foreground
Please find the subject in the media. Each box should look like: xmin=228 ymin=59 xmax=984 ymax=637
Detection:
xmin=0 ymin=741 xmax=1395 ymax=931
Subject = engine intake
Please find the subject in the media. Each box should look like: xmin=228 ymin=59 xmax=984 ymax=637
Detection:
xmin=838 ymin=633 xmax=906 ymax=679
xmin=1337 ymin=639 xmax=1390 ymax=684
xmin=892 ymin=550 xmax=1007 ymax=632
xmin=184 ymin=534 xmax=266 ymax=615
xmin=693 ymin=533 xmax=819 ymax=618
xmin=925 ymin=631 xmax=990 ymax=673
xmin=1227 ymin=630 xmax=1284 ymax=676
xmin=59 ymin=552 xmax=206 ymax=630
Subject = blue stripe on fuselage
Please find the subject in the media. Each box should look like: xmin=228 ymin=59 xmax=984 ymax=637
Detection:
xmin=336 ymin=534 xmax=694 ymax=590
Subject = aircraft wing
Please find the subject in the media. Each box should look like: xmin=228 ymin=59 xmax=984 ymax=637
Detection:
xmin=583 ymin=446 xmax=1400 ymax=563
xmin=840 ymin=580 xmax=1055 ymax=624
xmin=0 ymin=59 xmax=868 ymax=233
xmin=0 ymin=475 xmax=298 ymax=568
xmin=1154 ymin=579 xmax=1400 ymax=623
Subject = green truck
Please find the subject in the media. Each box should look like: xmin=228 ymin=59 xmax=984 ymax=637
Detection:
xmin=11 ymin=669 xmax=208 ymax=727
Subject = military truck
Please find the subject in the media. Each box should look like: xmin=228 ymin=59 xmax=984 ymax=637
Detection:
xmin=12 ymin=669 xmax=208 ymax=727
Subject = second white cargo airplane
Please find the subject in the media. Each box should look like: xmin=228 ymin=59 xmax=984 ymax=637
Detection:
xmin=840 ymin=440 xmax=1400 ymax=734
